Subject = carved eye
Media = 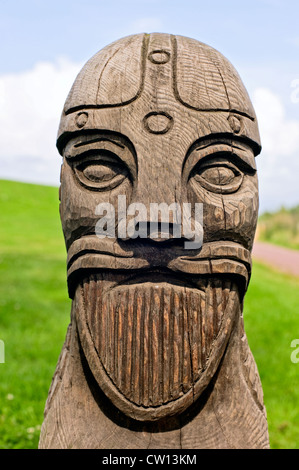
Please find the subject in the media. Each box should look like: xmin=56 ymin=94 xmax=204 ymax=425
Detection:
xmin=75 ymin=158 xmax=129 ymax=190
xmin=200 ymin=167 xmax=235 ymax=185
xmin=192 ymin=160 xmax=243 ymax=194
xmin=83 ymin=162 xmax=123 ymax=182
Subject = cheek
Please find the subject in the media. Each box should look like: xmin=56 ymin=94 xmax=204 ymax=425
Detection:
xmin=59 ymin=161 xmax=133 ymax=249
xmin=222 ymin=175 xmax=259 ymax=249
xmin=187 ymin=173 xmax=258 ymax=250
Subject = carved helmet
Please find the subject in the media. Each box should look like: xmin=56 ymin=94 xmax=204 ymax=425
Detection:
xmin=56 ymin=33 xmax=261 ymax=157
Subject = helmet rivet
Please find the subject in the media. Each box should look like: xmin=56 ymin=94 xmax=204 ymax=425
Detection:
xmin=148 ymin=50 xmax=170 ymax=64
xmin=75 ymin=112 xmax=89 ymax=128
xmin=228 ymin=115 xmax=242 ymax=134
xmin=143 ymin=111 xmax=173 ymax=134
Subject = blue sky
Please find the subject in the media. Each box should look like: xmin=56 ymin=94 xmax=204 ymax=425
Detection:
xmin=1 ymin=0 xmax=299 ymax=212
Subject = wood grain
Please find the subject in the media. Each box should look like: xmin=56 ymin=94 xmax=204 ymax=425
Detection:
xmin=39 ymin=33 xmax=269 ymax=448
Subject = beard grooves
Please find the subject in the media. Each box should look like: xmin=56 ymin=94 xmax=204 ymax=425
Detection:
xmin=79 ymin=275 xmax=236 ymax=411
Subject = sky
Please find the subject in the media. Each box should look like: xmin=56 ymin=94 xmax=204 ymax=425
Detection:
xmin=0 ymin=0 xmax=298 ymax=213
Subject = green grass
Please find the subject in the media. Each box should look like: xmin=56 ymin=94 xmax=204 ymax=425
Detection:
xmin=244 ymin=262 xmax=299 ymax=449
xmin=0 ymin=179 xmax=70 ymax=449
xmin=0 ymin=179 xmax=299 ymax=448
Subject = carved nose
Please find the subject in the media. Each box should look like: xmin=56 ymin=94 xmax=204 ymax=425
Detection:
xmin=121 ymin=200 xmax=184 ymax=242
xmin=134 ymin=221 xmax=182 ymax=242
xmin=118 ymin=203 xmax=203 ymax=249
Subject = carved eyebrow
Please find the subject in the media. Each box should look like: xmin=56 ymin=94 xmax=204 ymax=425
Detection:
xmin=182 ymin=140 xmax=256 ymax=175
xmin=74 ymin=137 xmax=125 ymax=149
xmin=195 ymin=142 xmax=244 ymax=152
xmin=65 ymin=134 xmax=138 ymax=178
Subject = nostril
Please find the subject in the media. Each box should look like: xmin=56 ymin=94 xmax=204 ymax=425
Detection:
xmin=135 ymin=221 xmax=182 ymax=241
xmin=118 ymin=214 xmax=203 ymax=249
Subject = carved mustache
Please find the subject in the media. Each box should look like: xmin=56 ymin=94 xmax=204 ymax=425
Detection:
xmin=66 ymin=236 xmax=251 ymax=298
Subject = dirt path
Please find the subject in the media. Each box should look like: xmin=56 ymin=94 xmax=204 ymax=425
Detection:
xmin=252 ymin=241 xmax=299 ymax=277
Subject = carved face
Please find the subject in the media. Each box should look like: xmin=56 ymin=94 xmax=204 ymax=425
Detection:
xmin=58 ymin=33 xmax=260 ymax=420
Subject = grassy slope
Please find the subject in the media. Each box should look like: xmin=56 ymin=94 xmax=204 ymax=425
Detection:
xmin=244 ymin=263 xmax=299 ymax=449
xmin=0 ymin=179 xmax=299 ymax=448
xmin=258 ymin=205 xmax=299 ymax=250
xmin=0 ymin=180 xmax=70 ymax=448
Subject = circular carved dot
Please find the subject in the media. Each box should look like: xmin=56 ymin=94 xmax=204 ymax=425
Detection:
xmin=228 ymin=114 xmax=242 ymax=134
xmin=143 ymin=112 xmax=173 ymax=134
xmin=76 ymin=111 xmax=89 ymax=128
xmin=148 ymin=50 xmax=171 ymax=64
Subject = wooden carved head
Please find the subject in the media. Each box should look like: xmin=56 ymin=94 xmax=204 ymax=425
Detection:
xmin=57 ymin=33 xmax=261 ymax=421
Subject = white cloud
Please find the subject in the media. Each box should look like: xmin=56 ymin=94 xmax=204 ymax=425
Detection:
xmin=253 ymin=88 xmax=299 ymax=156
xmin=0 ymin=58 xmax=82 ymax=185
xmin=252 ymin=87 xmax=299 ymax=212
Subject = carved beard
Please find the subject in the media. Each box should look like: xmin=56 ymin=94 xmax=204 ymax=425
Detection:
xmin=75 ymin=273 xmax=241 ymax=421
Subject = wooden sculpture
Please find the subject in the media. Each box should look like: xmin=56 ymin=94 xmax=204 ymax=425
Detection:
xmin=39 ymin=33 xmax=270 ymax=449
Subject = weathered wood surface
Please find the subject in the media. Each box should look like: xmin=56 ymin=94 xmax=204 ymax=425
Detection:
xmin=39 ymin=33 xmax=269 ymax=449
